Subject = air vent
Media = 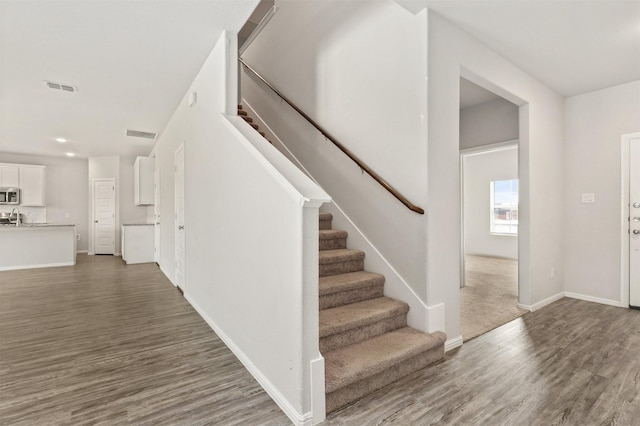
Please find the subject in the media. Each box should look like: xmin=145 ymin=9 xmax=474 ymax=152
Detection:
xmin=126 ymin=129 xmax=157 ymax=140
xmin=45 ymin=80 xmax=78 ymax=93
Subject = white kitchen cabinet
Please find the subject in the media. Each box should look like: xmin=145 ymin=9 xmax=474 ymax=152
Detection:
xmin=19 ymin=165 xmax=46 ymax=206
xmin=134 ymin=156 xmax=154 ymax=206
xmin=0 ymin=164 xmax=19 ymax=187
xmin=121 ymin=224 xmax=154 ymax=264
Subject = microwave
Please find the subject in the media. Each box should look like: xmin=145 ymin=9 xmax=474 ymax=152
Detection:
xmin=0 ymin=188 xmax=20 ymax=205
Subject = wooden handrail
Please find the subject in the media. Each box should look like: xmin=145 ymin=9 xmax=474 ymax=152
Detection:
xmin=239 ymin=58 xmax=424 ymax=214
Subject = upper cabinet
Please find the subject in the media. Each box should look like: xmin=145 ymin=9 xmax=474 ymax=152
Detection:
xmin=134 ymin=156 xmax=155 ymax=206
xmin=19 ymin=165 xmax=46 ymax=206
xmin=0 ymin=165 xmax=20 ymax=187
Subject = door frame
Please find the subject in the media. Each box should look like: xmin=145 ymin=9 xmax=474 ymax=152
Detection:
xmin=621 ymin=132 xmax=640 ymax=308
xmin=90 ymin=178 xmax=117 ymax=255
xmin=174 ymin=143 xmax=185 ymax=290
xmin=154 ymin=167 xmax=161 ymax=264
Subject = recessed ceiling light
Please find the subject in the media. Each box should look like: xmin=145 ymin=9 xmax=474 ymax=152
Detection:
xmin=66 ymin=152 xmax=75 ymax=157
xmin=55 ymin=138 xmax=67 ymax=143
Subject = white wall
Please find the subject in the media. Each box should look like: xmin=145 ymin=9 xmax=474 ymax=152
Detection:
xmin=242 ymin=0 xmax=430 ymax=300
xmin=0 ymin=152 xmax=89 ymax=251
xmin=463 ymin=146 xmax=518 ymax=259
xmin=460 ymin=98 xmax=519 ymax=150
xmin=428 ymin=11 xmax=565 ymax=339
xmin=564 ymin=80 xmax=640 ymax=304
xmin=152 ymin=29 xmax=328 ymax=425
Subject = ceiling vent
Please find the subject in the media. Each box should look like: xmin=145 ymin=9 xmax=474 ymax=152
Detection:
xmin=45 ymin=80 xmax=78 ymax=93
xmin=126 ymin=129 xmax=157 ymax=140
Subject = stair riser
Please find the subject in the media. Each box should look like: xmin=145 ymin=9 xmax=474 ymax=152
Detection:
xmin=325 ymin=345 xmax=445 ymax=413
xmin=320 ymin=259 xmax=364 ymax=277
xmin=319 ymin=219 xmax=332 ymax=230
xmin=320 ymin=284 xmax=384 ymax=310
xmin=320 ymin=315 xmax=407 ymax=353
xmin=319 ymin=238 xmax=347 ymax=251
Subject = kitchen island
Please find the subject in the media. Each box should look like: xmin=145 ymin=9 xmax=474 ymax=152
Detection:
xmin=0 ymin=224 xmax=76 ymax=271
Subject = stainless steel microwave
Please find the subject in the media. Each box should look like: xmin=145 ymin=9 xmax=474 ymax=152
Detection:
xmin=0 ymin=188 xmax=20 ymax=205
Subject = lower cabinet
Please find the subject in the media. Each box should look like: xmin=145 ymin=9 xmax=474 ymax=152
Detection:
xmin=121 ymin=224 xmax=154 ymax=264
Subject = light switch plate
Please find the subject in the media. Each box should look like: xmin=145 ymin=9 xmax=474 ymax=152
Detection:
xmin=581 ymin=193 xmax=595 ymax=203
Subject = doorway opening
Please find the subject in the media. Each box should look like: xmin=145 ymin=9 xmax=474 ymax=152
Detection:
xmin=459 ymin=78 xmax=526 ymax=341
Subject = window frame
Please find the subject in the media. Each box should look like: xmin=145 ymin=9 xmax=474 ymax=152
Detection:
xmin=490 ymin=179 xmax=519 ymax=236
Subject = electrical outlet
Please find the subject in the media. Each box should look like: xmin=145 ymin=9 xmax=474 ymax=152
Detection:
xmin=550 ymin=267 xmax=556 ymax=279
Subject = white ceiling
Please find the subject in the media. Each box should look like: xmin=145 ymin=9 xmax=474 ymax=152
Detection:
xmin=427 ymin=0 xmax=640 ymax=98
xmin=0 ymin=0 xmax=259 ymax=159
xmin=1 ymin=0 xmax=638 ymax=160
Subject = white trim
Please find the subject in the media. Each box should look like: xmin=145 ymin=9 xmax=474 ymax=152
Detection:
xmin=621 ymin=132 xmax=640 ymax=308
xmin=426 ymin=303 xmax=446 ymax=333
xmin=159 ymin=264 xmax=177 ymax=287
xmin=564 ymin=292 xmax=624 ymax=308
xmin=310 ymin=356 xmax=326 ymax=425
xmin=445 ymin=335 xmax=463 ymax=352
xmin=459 ymin=140 xmax=518 ymax=156
xmin=239 ymin=6 xmax=278 ymax=55
xmin=88 ymin=252 xmax=95 ymax=256
xmin=76 ymin=250 xmax=88 ymax=254
xmin=184 ymin=293 xmax=313 ymax=426
xmin=518 ymin=291 xmax=564 ymax=312
xmin=0 ymin=261 xmax=74 ymax=271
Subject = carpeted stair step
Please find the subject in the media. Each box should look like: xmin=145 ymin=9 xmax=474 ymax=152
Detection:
xmin=319 ymin=212 xmax=333 ymax=230
xmin=319 ymin=229 xmax=348 ymax=251
xmin=319 ymin=249 xmax=364 ymax=277
xmin=319 ymin=271 xmax=385 ymax=309
xmin=238 ymin=109 xmax=247 ymax=116
xmin=249 ymin=122 xmax=259 ymax=130
xmin=241 ymin=115 xmax=253 ymax=123
xmin=324 ymin=327 xmax=447 ymax=413
xmin=319 ymin=297 xmax=409 ymax=352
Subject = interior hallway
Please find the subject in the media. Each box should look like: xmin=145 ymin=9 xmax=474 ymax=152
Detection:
xmin=461 ymin=254 xmax=527 ymax=341
xmin=2 ymin=255 xmax=639 ymax=425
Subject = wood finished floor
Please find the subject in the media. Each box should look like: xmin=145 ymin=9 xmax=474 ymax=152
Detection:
xmin=2 ymin=255 xmax=640 ymax=425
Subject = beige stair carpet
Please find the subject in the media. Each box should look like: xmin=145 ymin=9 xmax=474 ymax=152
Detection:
xmin=318 ymin=212 xmax=446 ymax=414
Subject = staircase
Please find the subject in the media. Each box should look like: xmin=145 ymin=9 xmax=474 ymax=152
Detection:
xmin=318 ymin=212 xmax=446 ymax=413
xmin=237 ymin=105 xmax=446 ymax=414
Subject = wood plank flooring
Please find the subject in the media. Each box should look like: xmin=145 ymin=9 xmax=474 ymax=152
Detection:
xmin=2 ymin=255 xmax=639 ymax=425
xmin=0 ymin=255 xmax=290 ymax=425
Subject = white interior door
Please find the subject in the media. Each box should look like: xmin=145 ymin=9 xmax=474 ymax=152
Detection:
xmin=174 ymin=146 xmax=185 ymax=289
xmin=154 ymin=168 xmax=161 ymax=263
xmin=93 ymin=179 xmax=115 ymax=255
xmin=630 ymin=137 xmax=640 ymax=307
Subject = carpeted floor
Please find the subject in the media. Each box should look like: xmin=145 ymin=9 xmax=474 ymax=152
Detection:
xmin=460 ymin=254 xmax=527 ymax=341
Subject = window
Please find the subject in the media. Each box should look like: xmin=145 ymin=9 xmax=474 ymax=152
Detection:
xmin=490 ymin=179 xmax=518 ymax=235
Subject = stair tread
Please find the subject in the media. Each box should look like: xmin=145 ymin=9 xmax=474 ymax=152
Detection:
xmin=324 ymin=327 xmax=447 ymax=393
xmin=319 ymin=271 xmax=384 ymax=296
xmin=319 ymin=212 xmax=333 ymax=221
xmin=319 ymin=229 xmax=348 ymax=240
xmin=320 ymin=297 xmax=408 ymax=338
xmin=319 ymin=249 xmax=364 ymax=264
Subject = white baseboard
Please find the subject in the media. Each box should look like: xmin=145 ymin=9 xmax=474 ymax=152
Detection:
xmin=184 ymin=293 xmax=312 ymax=426
xmin=88 ymin=252 xmax=95 ymax=256
xmin=445 ymin=335 xmax=463 ymax=352
xmin=564 ymin=292 xmax=623 ymax=308
xmin=76 ymin=250 xmax=88 ymax=254
xmin=519 ymin=292 xmax=564 ymax=312
xmin=0 ymin=261 xmax=75 ymax=271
